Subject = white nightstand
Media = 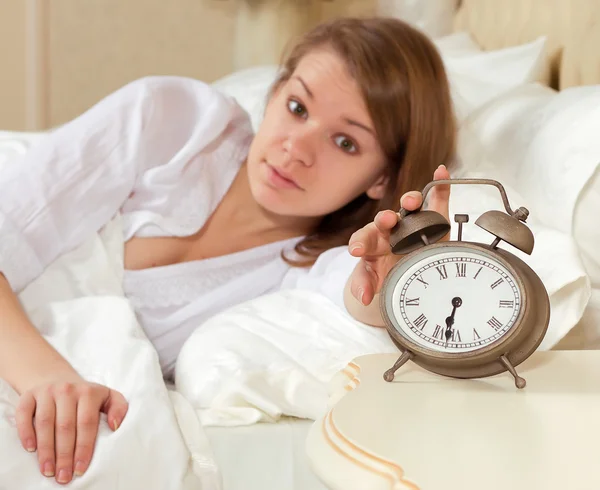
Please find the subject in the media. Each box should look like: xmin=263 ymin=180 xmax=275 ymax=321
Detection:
xmin=305 ymin=351 xmax=600 ymax=490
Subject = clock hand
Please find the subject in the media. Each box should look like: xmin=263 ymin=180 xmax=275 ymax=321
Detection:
xmin=444 ymin=315 xmax=454 ymax=345
xmin=444 ymin=297 xmax=462 ymax=346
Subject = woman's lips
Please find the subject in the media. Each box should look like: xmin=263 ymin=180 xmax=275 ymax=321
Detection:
xmin=265 ymin=163 xmax=303 ymax=190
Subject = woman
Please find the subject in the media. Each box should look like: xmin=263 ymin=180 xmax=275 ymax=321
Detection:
xmin=0 ymin=16 xmax=455 ymax=484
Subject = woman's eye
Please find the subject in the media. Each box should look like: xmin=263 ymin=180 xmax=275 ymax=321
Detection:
xmin=287 ymin=99 xmax=307 ymax=118
xmin=334 ymin=135 xmax=357 ymax=153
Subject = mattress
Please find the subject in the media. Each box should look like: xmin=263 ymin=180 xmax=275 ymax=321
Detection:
xmin=205 ymin=418 xmax=327 ymax=490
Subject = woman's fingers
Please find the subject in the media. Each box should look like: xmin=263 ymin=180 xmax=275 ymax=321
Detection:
xmin=428 ymin=164 xmax=451 ymax=220
xmin=373 ymin=210 xmax=399 ymax=233
xmin=350 ymin=163 xmax=451 ymax=259
xmin=349 ymin=223 xmax=378 ymax=258
xmin=73 ymin=387 xmax=102 ymax=477
xmin=54 ymin=383 xmax=78 ymax=484
xmin=15 ymin=392 xmax=37 ymax=453
xmin=101 ymin=388 xmax=129 ymax=432
xmin=15 ymin=381 xmax=130 ymax=483
xmin=34 ymin=390 xmax=57 ymax=478
xmin=350 ymin=258 xmax=376 ymax=305
xmin=399 ymin=191 xmax=423 ymax=211
xmin=349 ymin=163 xmax=453 ymax=305
xmin=349 ymin=211 xmax=399 ymax=258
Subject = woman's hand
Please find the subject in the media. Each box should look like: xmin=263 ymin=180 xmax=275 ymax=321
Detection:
xmin=348 ymin=164 xmax=451 ymax=307
xmin=15 ymin=374 xmax=128 ymax=485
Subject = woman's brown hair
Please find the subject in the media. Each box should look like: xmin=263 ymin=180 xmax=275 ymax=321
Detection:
xmin=270 ymin=16 xmax=457 ymax=266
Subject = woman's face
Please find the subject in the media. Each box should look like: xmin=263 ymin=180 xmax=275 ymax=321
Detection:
xmin=246 ymin=48 xmax=389 ymax=219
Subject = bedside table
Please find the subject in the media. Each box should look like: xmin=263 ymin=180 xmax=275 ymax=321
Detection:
xmin=305 ymin=351 xmax=600 ymax=490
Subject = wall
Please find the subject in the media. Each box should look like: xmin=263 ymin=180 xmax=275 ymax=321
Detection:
xmin=0 ymin=1 xmax=28 ymax=130
xmin=46 ymin=0 xmax=239 ymax=128
xmin=0 ymin=0 xmax=379 ymax=131
xmin=233 ymin=0 xmax=377 ymax=69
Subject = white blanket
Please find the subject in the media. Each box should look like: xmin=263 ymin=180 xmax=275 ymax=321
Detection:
xmin=174 ymin=180 xmax=590 ymax=428
xmin=0 ymin=174 xmax=591 ymax=487
xmin=0 ymin=215 xmax=221 ymax=490
xmin=176 ymin=289 xmax=398 ymax=426
xmin=0 ymin=211 xmax=398 ymax=489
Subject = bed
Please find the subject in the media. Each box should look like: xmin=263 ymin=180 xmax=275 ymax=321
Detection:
xmin=1 ymin=1 xmax=600 ymax=489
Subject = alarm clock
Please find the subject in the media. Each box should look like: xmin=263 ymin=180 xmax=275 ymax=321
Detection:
xmin=380 ymin=178 xmax=550 ymax=389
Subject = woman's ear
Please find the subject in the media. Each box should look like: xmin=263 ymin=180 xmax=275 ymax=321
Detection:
xmin=366 ymin=172 xmax=389 ymax=200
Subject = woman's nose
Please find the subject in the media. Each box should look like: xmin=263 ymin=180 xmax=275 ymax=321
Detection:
xmin=283 ymin=126 xmax=318 ymax=167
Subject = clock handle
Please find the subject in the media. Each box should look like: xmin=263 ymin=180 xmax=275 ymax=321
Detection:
xmin=417 ymin=178 xmax=529 ymax=221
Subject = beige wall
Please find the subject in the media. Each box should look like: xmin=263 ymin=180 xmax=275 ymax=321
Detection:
xmin=233 ymin=0 xmax=377 ymax=69
xmin=0 ymin=0 xmax=377 ymax=131
xmin=46 ymin=0 xmax=241 ymax=129
xmin=0 ymin=1 xmax=28 ymax=130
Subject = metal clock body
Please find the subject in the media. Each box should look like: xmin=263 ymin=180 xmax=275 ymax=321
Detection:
xmin=380 ymin=179 xmax=551 ymax=389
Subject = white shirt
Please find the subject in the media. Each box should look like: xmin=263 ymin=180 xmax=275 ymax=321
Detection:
xmin=0 ymin=76 xmax=359 ymax=377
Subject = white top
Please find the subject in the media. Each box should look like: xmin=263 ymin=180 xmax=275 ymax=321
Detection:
xmin=0 ymin=76 xmax=359 ymax=377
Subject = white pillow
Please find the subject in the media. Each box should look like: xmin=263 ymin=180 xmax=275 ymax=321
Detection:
xmin=573 ymin=148 xmax=600 ymax=290
xmin=457 ymin=83 xmax=600 ymax=283
xmin=212 ymin=66 xmax=280 ymax=132
xmin=555 ymin=288 xmax=600 ymax=350
xmin=447 ymin=171 xmax=591 ymax=351
xmin=452 ymin=83 xmax=556 ymax=180
xmin=515 ymin=85 xmax=600 ymax=289
xmin=454 ymin=81 xmax=600 ymax=347
xmin=435 ymin=33 xmax=547 ymax=121
xmin=212 ymin=32 xmax=547 ymax=127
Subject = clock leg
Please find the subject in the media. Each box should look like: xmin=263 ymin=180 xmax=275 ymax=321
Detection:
xmin=500 ymin=355 xmax=527 ymax=389
xmin=383 ymin=351 xmax=414 ymax=382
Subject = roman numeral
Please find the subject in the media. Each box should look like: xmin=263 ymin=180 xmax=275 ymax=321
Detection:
xmin=414 ymin=314 xmax=428 ymax=330
xmin=487 ymin=316 xmax=503 ymax=331
xmin=499 ymin=300 xmax=514 ymax=308
xmin=431 ymin=326 xmax=461 ymax=343
xmin=432 ymin=324 xmax=445 ymax=340
xmin=473 ymin=328 xmax=481 ymax=340
xmin=416 ymin=275 xmax=429 ymax=288
xmin=455 ymin=263 xmax=466 ymax=278
xmin=490 ymin=278 xmax=504 ymax=289
xmin=405 ymin=297 xmax=420 ymax=306
xmin=436 ymin=265 xmax=448 ymax=280
xmin=473 ymin=266 xmax=483 ymax=279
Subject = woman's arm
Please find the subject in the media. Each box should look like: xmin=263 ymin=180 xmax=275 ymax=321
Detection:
xmin=0 ymin=272 xmax=128 ymax=482
xmin=0 ymin=78 xmax=155 ymax=292
xmin=0 ymin=75 xmax=243 ymax=484
xmin=0 ymin=79 xmax=156 ymax=484
xmin=343 ymin=277 xmax=386 ymax=327
xmin=0 ymin=273 xmax=77 ymax=392
xmin=344 ymin=165 xmax=451 ymax=327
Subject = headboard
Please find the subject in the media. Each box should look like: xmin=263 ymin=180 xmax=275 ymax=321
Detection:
xmin=453 ymin=0 xmax=600 ymax=90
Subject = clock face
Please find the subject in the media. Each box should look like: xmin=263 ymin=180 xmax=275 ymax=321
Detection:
xmin=384 ymin=245 xmax=522 ymax=354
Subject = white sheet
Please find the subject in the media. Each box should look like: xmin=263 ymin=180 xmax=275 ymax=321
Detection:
xmin=0 ymin=215 xmax=221 ymax=490
xmin=205 ymin=419 xmax=326 ymax=490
